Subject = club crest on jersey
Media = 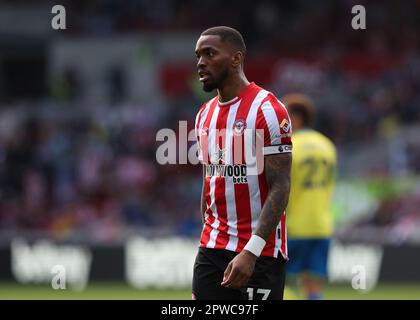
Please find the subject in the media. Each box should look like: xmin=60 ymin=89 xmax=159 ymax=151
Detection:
xmin=280 ymin=119 xmax=290 ymax=132
xmin=233 ymin=119 xmax=247 ymax=136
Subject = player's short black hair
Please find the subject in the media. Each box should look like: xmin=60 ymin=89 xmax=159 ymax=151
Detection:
xmin=282 ymin=93 xmax=316 ymax=128
xmin=201 ymin=26 xmax=247 ymax=56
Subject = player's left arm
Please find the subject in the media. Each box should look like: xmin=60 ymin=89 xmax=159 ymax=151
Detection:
xmin=221 ymin=153 xmax=291 ymax=289
xmin=254 ymin=153 xmax=291 ymax=240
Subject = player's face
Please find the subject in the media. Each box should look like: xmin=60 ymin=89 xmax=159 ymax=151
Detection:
xmin=195 ymin=35 xmax=231 ymax=92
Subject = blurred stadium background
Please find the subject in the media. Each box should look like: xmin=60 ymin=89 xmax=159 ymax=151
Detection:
xmin=0 ymin=0 xmax=419 ymax=299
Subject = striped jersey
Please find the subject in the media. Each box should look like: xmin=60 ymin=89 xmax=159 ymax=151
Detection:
xmin=194 ymin=82 xmax=293 ymax=258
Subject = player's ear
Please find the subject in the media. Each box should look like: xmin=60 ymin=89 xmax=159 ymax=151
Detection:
xmin=231 ymin=51 xmax=242 ymax=68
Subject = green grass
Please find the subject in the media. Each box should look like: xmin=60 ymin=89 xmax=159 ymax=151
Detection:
xmin=0 ymin=282 xmax=418 ymax=300
xmin=285 ymin=284 xmax=420 ymax=300
xmin=0 ymin=282 xmax=188 ymax=300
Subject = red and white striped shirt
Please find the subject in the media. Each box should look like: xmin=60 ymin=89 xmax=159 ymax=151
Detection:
xmin=195 ymin=82 xmax=292 ymax=259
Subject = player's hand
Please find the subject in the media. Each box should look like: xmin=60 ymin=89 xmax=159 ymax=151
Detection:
xmin=221 ymin=250 xmax=257 ymax=289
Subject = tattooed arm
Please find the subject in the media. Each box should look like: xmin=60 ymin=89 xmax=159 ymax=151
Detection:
xmin=221 ymin=153 xmax=292 ymax=289
xmin=254 ymin=153 xmax=292 ymax=241
xmin=200 ymin=165 xmax=207 ymax=224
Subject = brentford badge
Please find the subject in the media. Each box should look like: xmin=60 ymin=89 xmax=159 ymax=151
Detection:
xmin=233 ymin=119 xmax=247 ymax=135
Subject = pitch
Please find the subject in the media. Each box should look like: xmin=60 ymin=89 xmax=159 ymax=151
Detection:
xmin=0 ymin=282 xmax=418 ymax=300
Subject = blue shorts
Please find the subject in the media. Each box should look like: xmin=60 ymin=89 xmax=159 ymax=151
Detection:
xmin=286 ymin=238 xmax=331 ymax=278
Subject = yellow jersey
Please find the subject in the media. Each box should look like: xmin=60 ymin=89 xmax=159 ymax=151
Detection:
xmin=287 ymin=129 xmax=337 ymax=238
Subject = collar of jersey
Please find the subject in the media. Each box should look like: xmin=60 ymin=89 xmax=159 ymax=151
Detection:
xmin=217 ymin=82 xmax=255 ymax=107
xmin=218 ymin=96 xmax=240 ymax=107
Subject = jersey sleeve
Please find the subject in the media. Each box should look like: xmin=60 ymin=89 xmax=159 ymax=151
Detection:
xmin=256 ymin=94 xmax=293 ymax=156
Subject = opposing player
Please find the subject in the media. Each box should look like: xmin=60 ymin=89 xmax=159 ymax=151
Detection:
xmin=192 ymin=26 xmax=293 ymax=300
xmin=282 ymin=94 xmax=337 ymax=300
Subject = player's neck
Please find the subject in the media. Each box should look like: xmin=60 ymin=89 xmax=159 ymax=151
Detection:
xmin=217 ymin=74 xmax=250 ymax=103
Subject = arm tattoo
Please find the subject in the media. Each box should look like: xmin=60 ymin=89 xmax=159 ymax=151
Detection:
xmin=254 ymin=153 xmax=292 ymax=241
xmin=200 ymin=165 xmax=207 ymax=224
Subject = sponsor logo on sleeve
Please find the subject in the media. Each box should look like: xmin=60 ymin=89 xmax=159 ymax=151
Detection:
xmin=280 ymin=119 xmax=291 ymax=132
xmin=279 ymin=145 xmax=292 ymax=153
